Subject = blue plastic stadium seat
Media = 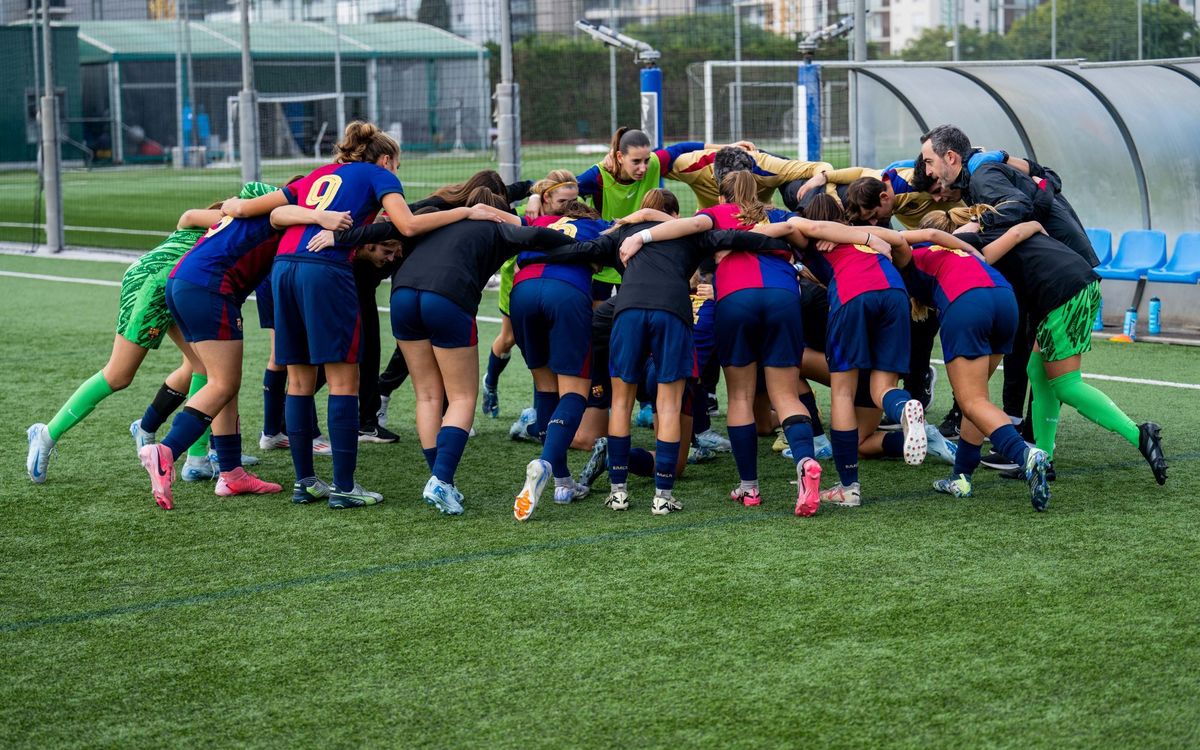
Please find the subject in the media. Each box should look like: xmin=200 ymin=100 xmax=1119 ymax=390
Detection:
xmin=1095 ymin=230 xmax=1167 ymax=281
xmin=1147 ymin=233 xmax=1200 ymax=284
xmin=1085 ymin=227 xmax=1112 ymax=267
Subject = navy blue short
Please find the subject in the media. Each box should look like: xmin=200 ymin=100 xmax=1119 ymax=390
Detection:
xmin=255 ymin=277 xmax=274 ymax=329
xmin=939 ymin=286 xmax=1019 ymax=362
xmin=715 ymin=288 xmax=805 ymax=368
xmin=826 ymin=288 xmax=911 ymax=374
xmin=165 ymin=277 xmax=243 ymax=343
xmin=609 ymin=309 xmax=696 ymax=385
xmin=390 ymin=287 xmax=478 ymax=349
xmin=510 ymin=279 xmax=593 ymax=377
xmin=272 ymin=258 xmax=362 ymax=365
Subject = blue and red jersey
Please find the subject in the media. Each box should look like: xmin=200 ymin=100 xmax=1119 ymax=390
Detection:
xmin=697 ymin=203 xmax=798 ymax=302
xmin=514 ymin=215 xmax=612 ymax=296
xmin=170 ymin=214 xmax=280 ymax=303
xmin=906 ymin=242 xmax=1012 ymax=313
xmin=276 ymin=162 xmax=403 ymax=265
xmin=803 ymin=243 xmax=907 ymax=314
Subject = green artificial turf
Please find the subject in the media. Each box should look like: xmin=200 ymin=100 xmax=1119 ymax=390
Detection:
xmin=0 ymin=253 xmax=1197 ymax=748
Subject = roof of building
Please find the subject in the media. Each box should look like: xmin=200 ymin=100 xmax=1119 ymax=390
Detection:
xmin=72 ymin=20 xmax=485 ymax=64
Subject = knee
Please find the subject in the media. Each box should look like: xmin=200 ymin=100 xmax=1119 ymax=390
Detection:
xmin=105 ymin=372 xmax=133 ymax=392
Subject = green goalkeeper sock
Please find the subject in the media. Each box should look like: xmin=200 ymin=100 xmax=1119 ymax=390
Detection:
xmin=186 ymin=373 xmax=211 ymax=459
xmin=1025 ymin=352 xmax=1061 ymax=461
xmin=47 ymin=371 xmax=114 ymax=442
xmin=1049 ymin=369 xmax=1140 ymax=447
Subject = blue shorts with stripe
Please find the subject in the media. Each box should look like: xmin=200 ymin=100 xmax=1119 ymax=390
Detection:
xmin=272 ymin=258 xmax=362 ymax=365
xmin=715 ymin=288 xmax=805 ymax=368
xmin=510 ymin=279 xmax=592 ymax=377
xmin=826 ymin=288 xmax=910 ymax=374
xmin=390 ymin=287 xmax=478 ymax=349
xmin=938 ymin=286 xmax=1019 ymax=362
xmin=165 ymin=277 xmax=243 ymax=343
xmin=609 ymin=309 xmax=696 ymax=385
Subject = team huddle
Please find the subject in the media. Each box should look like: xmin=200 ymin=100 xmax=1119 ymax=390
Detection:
xmin=25 ymin=121 xmax=1169 ymax=519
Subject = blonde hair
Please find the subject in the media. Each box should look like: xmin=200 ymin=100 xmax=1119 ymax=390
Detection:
xmin=335 ymin=121 xmax=400 ymax=165
xmin=532 ymin=169 xmax=578 ymax=201
xmin=719 ymin=170 xmax=768 ymax=225
xmin=919 ymin=204 xmax=1000 ymax=231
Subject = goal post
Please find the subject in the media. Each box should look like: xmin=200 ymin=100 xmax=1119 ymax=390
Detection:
xmin=225 ymin=92 xmax=380 ymax=165
xmin=692 ymin=60 xmax=831 ymax=162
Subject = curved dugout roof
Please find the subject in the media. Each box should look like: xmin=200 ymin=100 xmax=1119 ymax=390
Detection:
xmin=852 ymin=60 xmax=1200 ymax=242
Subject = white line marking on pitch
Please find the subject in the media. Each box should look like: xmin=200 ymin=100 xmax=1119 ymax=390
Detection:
xmin=3 ymin=269 xmax=1196 ymax=391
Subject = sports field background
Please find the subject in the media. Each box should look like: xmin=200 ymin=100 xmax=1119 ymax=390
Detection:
xmin=1 ymin=250 xmax=1197 ymax=747
xmin=0 ymin=142 xmax=852 ymax=252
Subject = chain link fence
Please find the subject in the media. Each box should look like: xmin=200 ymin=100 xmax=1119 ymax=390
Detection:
xmin=9 ymin=0 xmax=1199 ymax=249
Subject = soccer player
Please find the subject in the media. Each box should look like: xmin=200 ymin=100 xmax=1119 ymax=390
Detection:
xmin=136 ymin=189 xmax=351 ymax=509
xmin=25 ymin=185 xmax=271 ymax=485
xmin=894 ymin=212 xmax=1053 ymax=509
xmin=668 ymin=145 xmax=833 ymax=209
xmin=388 ymin=190 xmax=582 ymax=514
xmin=943 ymin=211 xmax=1168 ymax=498
xmin=483 ymin=171 xmax=580 ymax=421
xmin=779 ymin=194 xmax=929 ymax=508
xmin=272 ymin=121 xmax=499 ymax=511
xmin=562 ymin=216 xmax=800 ymax=515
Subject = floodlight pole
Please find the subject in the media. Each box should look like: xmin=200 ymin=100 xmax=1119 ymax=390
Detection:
xmin=733 ymin=3 xmax=742 ymax=141
xmin=1137 ymin=0 xmax=1143 ymax=60
xmin=849 ymin=0 xmax=866 ymax=165
xmin=333 ymin=0 xmax=346 ymax=139
xmin=239 ymin=0 xmax=260 ymax=182
xmin=1050 ymin=0 xmax=1057 ymax=59
xmin=40 ymin=0 xmax=64 ymax=253
xmin=573 ymin=21 xmax=662 ymax=149
xmin=496 ymin=0 xmax=520 ymax=183
xmin=175 ymin=0 xmax=184 ymax=167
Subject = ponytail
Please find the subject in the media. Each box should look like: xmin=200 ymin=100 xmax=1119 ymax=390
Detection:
xmin=719 ymin=171 xmax=768 ymax=225
xmin=335 ymin=121 xmax=399 ymax=165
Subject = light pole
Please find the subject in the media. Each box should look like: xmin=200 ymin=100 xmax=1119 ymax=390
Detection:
xmin=238 ymin=0 xmax=259 ymax=182
xmin=40 ymin=0 xmax=64 ymax=253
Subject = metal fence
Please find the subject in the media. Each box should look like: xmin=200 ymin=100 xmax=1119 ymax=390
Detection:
xmin=11 ymin=0 xmax=1200 ymax=252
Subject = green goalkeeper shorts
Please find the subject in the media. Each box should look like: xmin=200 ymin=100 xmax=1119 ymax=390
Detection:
xmin=1035 ymin=280 xmax=1101 ymax=362
xmin=115 ymin=229 xmax=203 ymax=349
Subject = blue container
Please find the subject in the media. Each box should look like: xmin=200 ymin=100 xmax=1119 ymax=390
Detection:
xmin=1123 ymin=307 xmax=1138 ymax=340
xmin=1148 ymin=297 xmax=1162 ymax=335
xmin=1093 ymin=297 xmax=1104 ymax=331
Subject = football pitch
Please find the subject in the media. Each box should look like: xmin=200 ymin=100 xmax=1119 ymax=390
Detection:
xmin=1 ymin=252 xmax=1198 ymax=748
xmin=0 ymin=147 xmax=674 ymax=252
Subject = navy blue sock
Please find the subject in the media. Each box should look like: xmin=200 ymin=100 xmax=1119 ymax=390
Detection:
xmin=798 ymin=391 xmax=824 ymax=437
xmin=990 ymin=424 xmax=1030 ymax=468
xmin=654 ymin=440 xmax=680 ymax=491
xmin=141 ymin=383 xmax=187 ymax=433
xmin=881 ymin=388 xmax=912 ymax=424
xmin=262 ymin=369 xmax=287 ymax=436
xmin=831 ymin=429 xmax=860 ymax=486
xmin=882 ymin=431 xmax=905 ymax=458
xmin=422 ymin=447 xmax=437 ymax=472
xmin=782 ymin=414 xmax=815 ymax=463
xmin=608 ymin=434 xmax=631 ymax=485
xmin=484 ymin=351 xmax=510 ymax=389
xmin=629 ymin=448 xmax=655 ymax=477
xmin=328 ymin=395 xmax=359 ymax=492
xmin=953 ymin=439 xmax=983 ymax=477
xmin=541 ymin=393 xmax=586 ymax=478
xmin=162 ymin=407 xmax=214 ymax=460
xmin=432 ymin=426 xmax=470 ymax=484
xmin=285 ymin=394 xmax=315 ymax=482
xmin=728 ymin=423 xmax=758 ymax=482
xmin=533 ymin=390 xmax=558 ymax=440
xmin=212 ymin=433 xmax=242 ymax=473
